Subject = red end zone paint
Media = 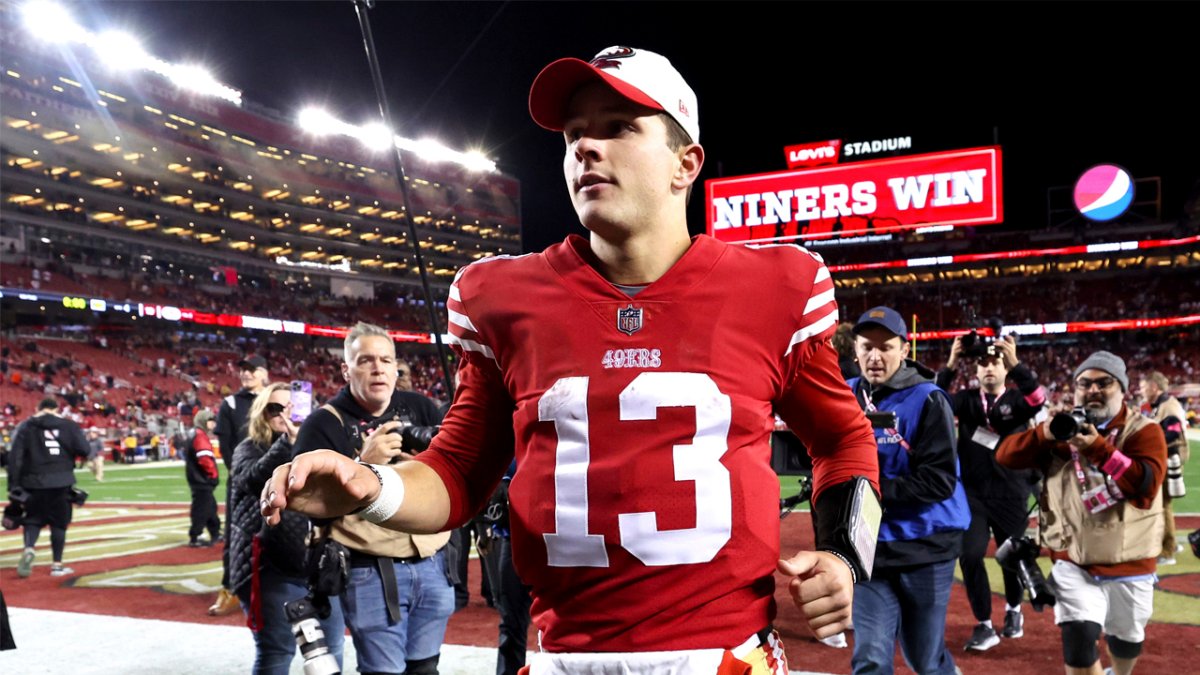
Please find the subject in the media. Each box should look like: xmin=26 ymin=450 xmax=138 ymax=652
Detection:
xmin=707 ymin=146 xmax=1003 ymax=244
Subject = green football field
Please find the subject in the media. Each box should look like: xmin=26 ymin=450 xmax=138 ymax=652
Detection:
xmin=52 ymin=437 xmax=1200 ymax=513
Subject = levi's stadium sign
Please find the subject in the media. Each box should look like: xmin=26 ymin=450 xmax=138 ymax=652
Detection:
xmin=706 ymin=146 xmax=1003 ymax=244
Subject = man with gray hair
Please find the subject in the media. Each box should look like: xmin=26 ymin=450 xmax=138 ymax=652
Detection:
xmin=291 ymin=321 xmax=454 ymax=675
xmin=997 ymin=351 xmax=1167 ymax=675
xmin=1139 ymin=370 xmax=1188 ymax=565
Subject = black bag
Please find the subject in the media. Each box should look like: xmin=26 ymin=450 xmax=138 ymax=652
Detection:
xmin=306 ymin=534 xmax=350 ymax=598
xmin=2 ymin=501 xmax=23 ymax=531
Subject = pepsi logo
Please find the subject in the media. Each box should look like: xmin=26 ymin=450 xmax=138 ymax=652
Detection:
xmin=1073 ymin=164 xmax=1134 ymax=222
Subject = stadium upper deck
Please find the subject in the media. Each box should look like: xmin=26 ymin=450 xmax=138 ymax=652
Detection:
xmin=0 ymin=1 xmax=520 ymax=307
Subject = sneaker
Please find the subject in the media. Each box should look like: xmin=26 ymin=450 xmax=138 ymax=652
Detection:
xmin=1157 ymin=555 xmax=1177 ymax=566
xmin=49 ymin=564 xmax=74 ymax=577
xmin=188 ymin=538 xmax=213 ymax=548
xmin=818 ymin=632 xmax=848 ymax=649
xmin=1002 ymin=610 xmax=1024 ymax=638
xmin=964 ymin=623 xmax=1000 ymax=651
xmin=17 ymin=548 xmax=35 ymax=578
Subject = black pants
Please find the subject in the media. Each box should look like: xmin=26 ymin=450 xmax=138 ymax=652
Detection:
xmin=495 ymin=537 xmax=532 ymax=675
xmin=221 ymin=479 xmax=232 ymax=586
xmin=959 ymin=494 xmax=1027 ymax=621
xmin=189 ymin=487 xmax=220 ymax=541
xmin=453 ymin=520 xmax=494 ymax=610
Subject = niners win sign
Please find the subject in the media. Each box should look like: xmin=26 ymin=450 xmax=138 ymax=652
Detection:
xmin=706 ymin=146 xmax=1003 ymax=244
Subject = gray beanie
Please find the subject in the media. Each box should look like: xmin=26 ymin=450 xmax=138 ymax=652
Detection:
xmin=1072 ymin=350 xmax=1128 ymax=391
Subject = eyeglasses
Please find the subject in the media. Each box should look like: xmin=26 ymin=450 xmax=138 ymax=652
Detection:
xmin=1075 ymin=376 xmax=1116 ymax=391
xmin=264 ymin=402 xmax=286 ymax=418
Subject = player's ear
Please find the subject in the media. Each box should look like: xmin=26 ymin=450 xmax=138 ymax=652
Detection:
xmin=672 ymin=143 xmax=704 ymax=192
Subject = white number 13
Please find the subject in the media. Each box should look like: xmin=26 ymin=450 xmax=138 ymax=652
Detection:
xmin=539 ymin=372 xmax=732 ymax=568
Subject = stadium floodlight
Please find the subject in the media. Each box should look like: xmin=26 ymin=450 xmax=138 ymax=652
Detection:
xmin=167 ymin=63 xmax=242 ymax=105
xmin=298 ymin=107 xmax=352 ymax=136
xmin=20 ymin=1 xmax=86 ymax=44
xmin=462 ymin=150 xmax=497 ymax=174
xmin=357 ymin=121 xmax=394 ymax=152
xmin=91 ymin=30 xmax=150 ymax=72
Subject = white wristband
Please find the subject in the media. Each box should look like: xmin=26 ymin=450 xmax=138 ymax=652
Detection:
xmin=359 ymin=463 xmax=404 ymax=524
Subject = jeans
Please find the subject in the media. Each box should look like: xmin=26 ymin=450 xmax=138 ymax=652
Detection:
xmin=341 ymin=549 xmax=456 ymax=674
xmin=241 ymin=568 xmax=345 ymax=675
xmin=851 ymin=559 xmax=958 ymax=675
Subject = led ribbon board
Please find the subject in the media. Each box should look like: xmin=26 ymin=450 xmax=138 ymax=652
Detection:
xmin=707 ymin=146 xmax=1003 ymax=244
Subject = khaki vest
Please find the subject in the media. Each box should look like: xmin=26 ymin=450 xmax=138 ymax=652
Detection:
xmin=1039 ymin=407 xmax=1163 ymax=565
xmin=321 ymin=404 xmax=451 ymax=558
xmin=1150 ymin=394 xmax=1189 ymax=463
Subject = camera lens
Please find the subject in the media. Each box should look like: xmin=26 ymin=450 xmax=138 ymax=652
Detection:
xmin=1048 ymin=412 xmax=1081 ymax=442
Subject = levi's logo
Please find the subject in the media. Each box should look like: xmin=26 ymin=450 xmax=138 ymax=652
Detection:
xmin=784 ymin=139 xmax=842 ymax=169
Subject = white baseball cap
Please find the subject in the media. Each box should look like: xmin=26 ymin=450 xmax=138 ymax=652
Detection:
xmin=529 ymin=45 xmax=699 ymax=143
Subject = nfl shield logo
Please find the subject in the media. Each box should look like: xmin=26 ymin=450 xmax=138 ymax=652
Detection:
xmin=617 ymin=304 xmax=643 ymax=335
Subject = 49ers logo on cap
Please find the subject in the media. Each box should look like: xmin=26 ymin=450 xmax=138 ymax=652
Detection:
xmin=590 ymin=46 xmax=635 ymax=70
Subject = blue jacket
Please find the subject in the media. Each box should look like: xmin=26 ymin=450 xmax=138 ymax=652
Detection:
xmin=850 ymin=360 xmax=969 ymax=568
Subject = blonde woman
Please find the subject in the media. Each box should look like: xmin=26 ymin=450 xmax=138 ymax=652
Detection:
xmin=228 ymin=383 xmax=344 ymax=674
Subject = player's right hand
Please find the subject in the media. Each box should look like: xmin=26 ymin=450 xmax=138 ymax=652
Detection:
xmin=260 ymin=450 xmax=380 ymax=526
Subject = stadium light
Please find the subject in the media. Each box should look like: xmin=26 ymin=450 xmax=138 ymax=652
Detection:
xmin=357 ymin=121 xmax=394 ymax=152
xmin=298 ymin=108 xmax=496 ymax=172
xmin=20 ymin=1 xmax=86 ymax=44
xmin=91 ymin=30 xmax=150 ymax=72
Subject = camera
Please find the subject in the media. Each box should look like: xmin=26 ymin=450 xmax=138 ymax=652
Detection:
xmin=960 ymin=315 xmax=1004 ymax=358
xmin=864 ymin=410 xmax=897 ymax=429
xmin=384 ymin=402 xmax=439 ymax=454
xmin=1048 ymin=406 xmax=1092 ymax=442
xmin=995 ymin=535 xmax=1056 ymax=612
xmin=284 ymin=534 xmax=350 ymax=675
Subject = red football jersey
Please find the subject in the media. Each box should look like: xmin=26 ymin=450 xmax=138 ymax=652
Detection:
xmin=417 ymin=234 xmax=876 ymax=652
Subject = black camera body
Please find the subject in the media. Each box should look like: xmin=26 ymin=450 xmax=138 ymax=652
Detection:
xmin=995 ymin=535 xmax=1056 ymax=612
xmin=384 ymin=402 xmax=439 ymax=455
xmin=1049 ymin=407 xmax=1093 ymax=442
xmin=961 ymin=316 xmax=1004 ymax=358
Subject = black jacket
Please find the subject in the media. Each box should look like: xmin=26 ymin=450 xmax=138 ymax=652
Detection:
xmin=229 ymin=434 xmax=310 ymax=594
xmin=182 ymin=429 xmax=220 ymax=489
xmin=216 ymin=388 xmax=258 ymax=468
xmin=936 ymin=363 xmax=1043 ymax=502
xmin=7 ymin=413 xmax=89 ymax=490
xmin=292 ymin=387 xmax=443 ymax=460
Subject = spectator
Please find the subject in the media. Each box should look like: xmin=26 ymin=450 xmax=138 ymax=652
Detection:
xmin=85 ymin=428 xmax=105 ymax=482
xmin=211 ymin=354 xmax=271 ymax=617
xmin=997 ymin=351 xmax=1167 ymax=675
xmin=290 ymin=322 xmax=454 ymax=675
xmin=263 ymin=46 xmax=880 ymax=671
xmin=8 ymin=397 xmax=90 ymax=578
xmin=181 ymin=409 xmax=221 ymax=548
xmin=847 ymin=306 xmax=969 ymax=674
xmin=229 ymin=383 xmax=344 ymax=674
xmin=1138 ymin=370 xmax=1188 ymax=565
xmin=937 ymin=334 xmax=1047 ymax=650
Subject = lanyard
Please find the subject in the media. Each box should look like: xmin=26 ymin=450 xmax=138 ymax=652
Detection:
xmin=1069 ymin=426 xmax=1121 ymax=494
xmin=979 ymin=389 xmax=996 ymax=431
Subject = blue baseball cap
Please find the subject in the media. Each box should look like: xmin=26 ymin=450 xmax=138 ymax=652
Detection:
xmin=854 ymin=306 xmax=908 ymax=341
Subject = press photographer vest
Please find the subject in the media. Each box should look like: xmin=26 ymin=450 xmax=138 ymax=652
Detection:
xmin=1039 ymin=406 xmax=1162 ymax=565
xmin=320 ymin=403 xmax=450 ymax=559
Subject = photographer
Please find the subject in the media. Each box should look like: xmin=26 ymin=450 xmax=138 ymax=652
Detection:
xmin=7 ymin=397 xmax=90 ymax=578
xmin=292 ymin=322 xmax=453 ymax=675
xmin=936 ymin=334 xmax=1047 ymax=651
xmin=1139 ymin=371 xmax=1188 ymax=565
xmin=996 ymin=351 xmax=1167 ymax=675
xmin=849 ymin=307 xmax=969 ymax=675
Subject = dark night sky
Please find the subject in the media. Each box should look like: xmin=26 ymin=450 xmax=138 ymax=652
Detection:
xmin=84 ymin=1 xmax=1199 ymax=257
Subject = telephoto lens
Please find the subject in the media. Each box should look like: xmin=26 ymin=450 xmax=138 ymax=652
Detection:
xmin=995 ymin=536 xmax=1056 ymax=612
xmin=1166 ymin=448 xmax=1187 ymax=498
xmin=1048 ymin=407 xmax=1089 ymax=442
xmin=284 ymin=596 xmax=340 ymax=675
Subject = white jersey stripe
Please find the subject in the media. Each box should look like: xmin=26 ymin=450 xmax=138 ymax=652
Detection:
xmin=446 ymin=334 xmax=497 ymax=361
xmin=785 ymin=308 xmax=839 ymax=356
xmin=449 ymin=285 xmax=462 ymax=302
xmin=813 ymin=265 xmax=831 ymax=284
xmin=803 ymin=288 xmax=836 ymax=316
xmin=447 ymin=308 xmax=477 ymax=333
